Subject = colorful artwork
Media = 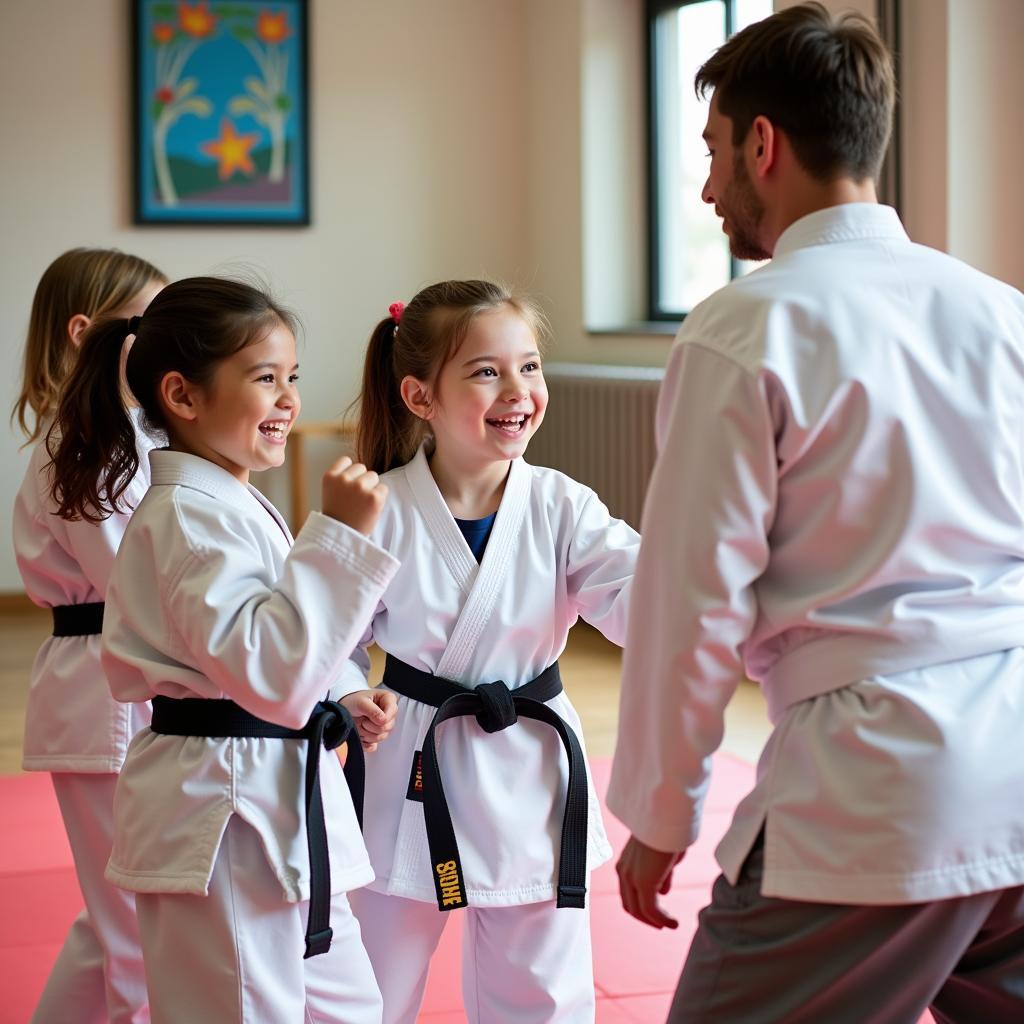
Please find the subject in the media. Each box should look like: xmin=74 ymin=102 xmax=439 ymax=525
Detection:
xmin=133 ymin=1 xmax=309 ymax=225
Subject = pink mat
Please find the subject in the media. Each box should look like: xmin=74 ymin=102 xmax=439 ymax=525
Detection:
xmin=0 ymin=758 xmax=934 ymax=1023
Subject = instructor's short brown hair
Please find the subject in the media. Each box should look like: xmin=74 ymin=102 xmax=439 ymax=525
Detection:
xmin=695 ymin=1 xmax=894 ymax=183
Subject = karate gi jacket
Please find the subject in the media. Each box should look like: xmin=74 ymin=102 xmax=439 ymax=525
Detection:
xmin=14 ymin=413 xmax=156 ymax=772
xmin=608 ymin=204 xmax=1024 ymax=904
xmin=335 ymin=445 xmax=640 ymax=907
xmin=101 ymin=450 xmax=399 ymax=900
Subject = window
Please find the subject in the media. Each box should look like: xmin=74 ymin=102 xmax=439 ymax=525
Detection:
xmin=647 ymin=0 xmax=773 ymax=319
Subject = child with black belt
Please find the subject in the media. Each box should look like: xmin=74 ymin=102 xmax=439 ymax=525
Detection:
xmin=46 ymin=276 xmax=398 ymax=1022
xmin=342 ymin=280 xmax=641 ymax=1022
xmin=13 ymin=247 xmax=166 ymax=1024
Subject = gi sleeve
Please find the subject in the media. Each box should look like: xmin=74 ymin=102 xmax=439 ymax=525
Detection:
xmin=566 ymin=491 xmax=640 ymax=647
xmin=605 ymin=340 xmax=776 ymax=853
xmin=328 ymin=617 xmax=380 ymax=702
xmin=164 ymin=508 xmax=399 ymax=728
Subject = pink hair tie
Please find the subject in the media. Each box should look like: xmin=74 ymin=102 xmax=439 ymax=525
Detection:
xmin=388 ymin=301 xmax=405 ymax=325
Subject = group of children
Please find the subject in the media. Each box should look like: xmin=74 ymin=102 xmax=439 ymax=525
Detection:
xmin=13 ymin=250 xmax=640 ymax=1023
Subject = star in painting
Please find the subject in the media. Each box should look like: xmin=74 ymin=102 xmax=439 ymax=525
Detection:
xmin=200 ymin=119 xmax=261 ymax=181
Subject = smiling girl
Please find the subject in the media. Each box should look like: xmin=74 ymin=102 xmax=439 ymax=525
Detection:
xmin=46 ymin=277 xmax=399 ymax=1023
xmin=339 ymin=279 xmax=641 ymax=1023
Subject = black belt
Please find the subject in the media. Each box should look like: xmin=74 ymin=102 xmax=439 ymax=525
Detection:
xmin=150 ymin=695 xmax=363 ymax=959
xmin=382 ymin=654 xmax=589 ymax=913
xmin=52 ymin=602 xmax=104 ymax=636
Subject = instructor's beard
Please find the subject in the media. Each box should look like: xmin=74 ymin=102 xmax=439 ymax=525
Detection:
xmin=721 ymin=152 xmax=771 ymax=262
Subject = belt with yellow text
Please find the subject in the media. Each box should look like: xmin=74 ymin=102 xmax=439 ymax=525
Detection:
xmin=382 ymin=654 xmax=589 ymax=913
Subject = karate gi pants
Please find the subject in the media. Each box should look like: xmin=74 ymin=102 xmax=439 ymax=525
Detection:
xmin=351 ymin=888 xmax=596 ymax=1023
xmin=31 ymin=772 xmax=148 ymax=1024
xmin=669 ymin=835 xmax=1024 ymax=1024
xmin=134 ymin=814 xmax=382 ymax=1024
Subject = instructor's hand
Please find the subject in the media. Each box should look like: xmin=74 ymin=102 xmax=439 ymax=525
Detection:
xmin=616 ymin=834 xmax=684 ymax=929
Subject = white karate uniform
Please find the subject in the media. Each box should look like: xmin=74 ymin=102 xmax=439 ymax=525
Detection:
xmin=338 ymin=445 xmax=639 ymax=1023
xmin=12 ymin=415 xmax=155 ymax=1024
xmin=101 ymin=449 xmax=399 ymax=1023
xmin=607 ymin=204 xmax=1024 ymax=905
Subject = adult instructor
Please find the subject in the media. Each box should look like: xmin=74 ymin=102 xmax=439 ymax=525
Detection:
xmin=607 ymin=4 xmax=1024 ymax=1022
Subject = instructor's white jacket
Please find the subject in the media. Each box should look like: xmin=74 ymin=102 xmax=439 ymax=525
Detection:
xmin=608 ymin=204 xmax=1024 ymax=904
xmin=101 ymin=450 xmax=399 ymax=901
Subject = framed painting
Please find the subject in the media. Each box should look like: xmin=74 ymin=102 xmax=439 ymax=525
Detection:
xmin=132 ymin=1 xmax=310 ymax=225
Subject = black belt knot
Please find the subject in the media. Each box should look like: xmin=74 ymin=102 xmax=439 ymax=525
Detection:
xmin=150 ymin=695 xmax=363 ymax=959
xmin=316 ymin=699 xmax=356 ymax=751
xmin=382 ymin=654 xmax=589 ymax=913
xmin=474 ymin=680 xmax=518 ymax=733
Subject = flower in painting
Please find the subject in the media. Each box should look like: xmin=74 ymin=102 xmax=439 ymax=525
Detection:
xmin=256 ymin=10 xmax=290 ymax=45
xmin=178 ymin=1 xmax=216 ymax=39
xmin=153 ymin=23 xmax=175 ymax=45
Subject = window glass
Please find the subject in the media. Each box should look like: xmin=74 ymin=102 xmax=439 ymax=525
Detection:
xmin=651 ymin=0 xmax=773 ymax=317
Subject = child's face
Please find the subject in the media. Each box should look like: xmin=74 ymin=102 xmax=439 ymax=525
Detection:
xmin=186 ymin=322 xmax=300 ymax=484
xmin=428 ymin=307 xmax=547 ymax=468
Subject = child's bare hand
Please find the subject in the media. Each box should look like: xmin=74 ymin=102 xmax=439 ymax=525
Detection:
xmin=321 ymin=456 xmax=388 ymax=535
xmin=341 ymin=688 xmax=398 ymax=752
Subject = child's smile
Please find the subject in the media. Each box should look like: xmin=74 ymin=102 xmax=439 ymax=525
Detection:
xmin=258 ymin=418 xmax=291 ymax=444
xmin=485 ymin=411 xmax=530 ymax=437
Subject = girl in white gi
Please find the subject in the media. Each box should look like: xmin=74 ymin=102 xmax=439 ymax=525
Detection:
xmin=12 ymin=247 xmax=166 ymax=1024
xmin=47 ymin=276 xmax=400 ymax=1024
xmin=342 ymin=279 xmax=640 ymax=1023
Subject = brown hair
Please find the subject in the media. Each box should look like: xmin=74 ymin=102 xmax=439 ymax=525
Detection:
xmin=12 ymin=248 xmax=167 ymax=444
xmin=695 ymin=1 xmax=895 ymax=182
xmin=355 ymin=280 xmax=548 ymax=473
xmin=48 ymin=276 xmax=298 ymax=523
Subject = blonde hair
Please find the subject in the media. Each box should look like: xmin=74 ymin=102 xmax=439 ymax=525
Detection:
xmin=12 ymin=248 xmax=167 ymax=443
xmin=356 ymin=280 xmax=549 ymax=473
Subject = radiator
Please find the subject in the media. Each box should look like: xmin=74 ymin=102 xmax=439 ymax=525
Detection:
xmin=529 ymin=362 xmax=664 ymax=530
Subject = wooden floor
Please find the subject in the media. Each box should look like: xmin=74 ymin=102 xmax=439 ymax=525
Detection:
xmin=0 ymin=601 xmax=771 ymax=774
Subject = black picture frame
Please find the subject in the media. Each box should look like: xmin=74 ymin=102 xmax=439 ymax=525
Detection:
xmin=132 ymin=0 xmax=310 ymax=226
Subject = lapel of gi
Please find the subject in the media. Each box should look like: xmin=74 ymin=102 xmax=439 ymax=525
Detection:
xmin=247 ymin=484 xmax=295 ymax=549
xmin=435 ymin=457 xmax=531 ymax=684
xmin=405 ymin=444 xmax=479 ymax=597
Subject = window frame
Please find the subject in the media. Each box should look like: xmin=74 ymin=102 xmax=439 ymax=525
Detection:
xmin=646 ymin=0 xmax=738 ymax=322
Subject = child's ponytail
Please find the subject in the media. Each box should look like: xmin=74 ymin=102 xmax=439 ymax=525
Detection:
xmin=47 ymin=317 xmax=140 ymax=523
xmin=356 ymin=317 xmax=420 ymax=473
